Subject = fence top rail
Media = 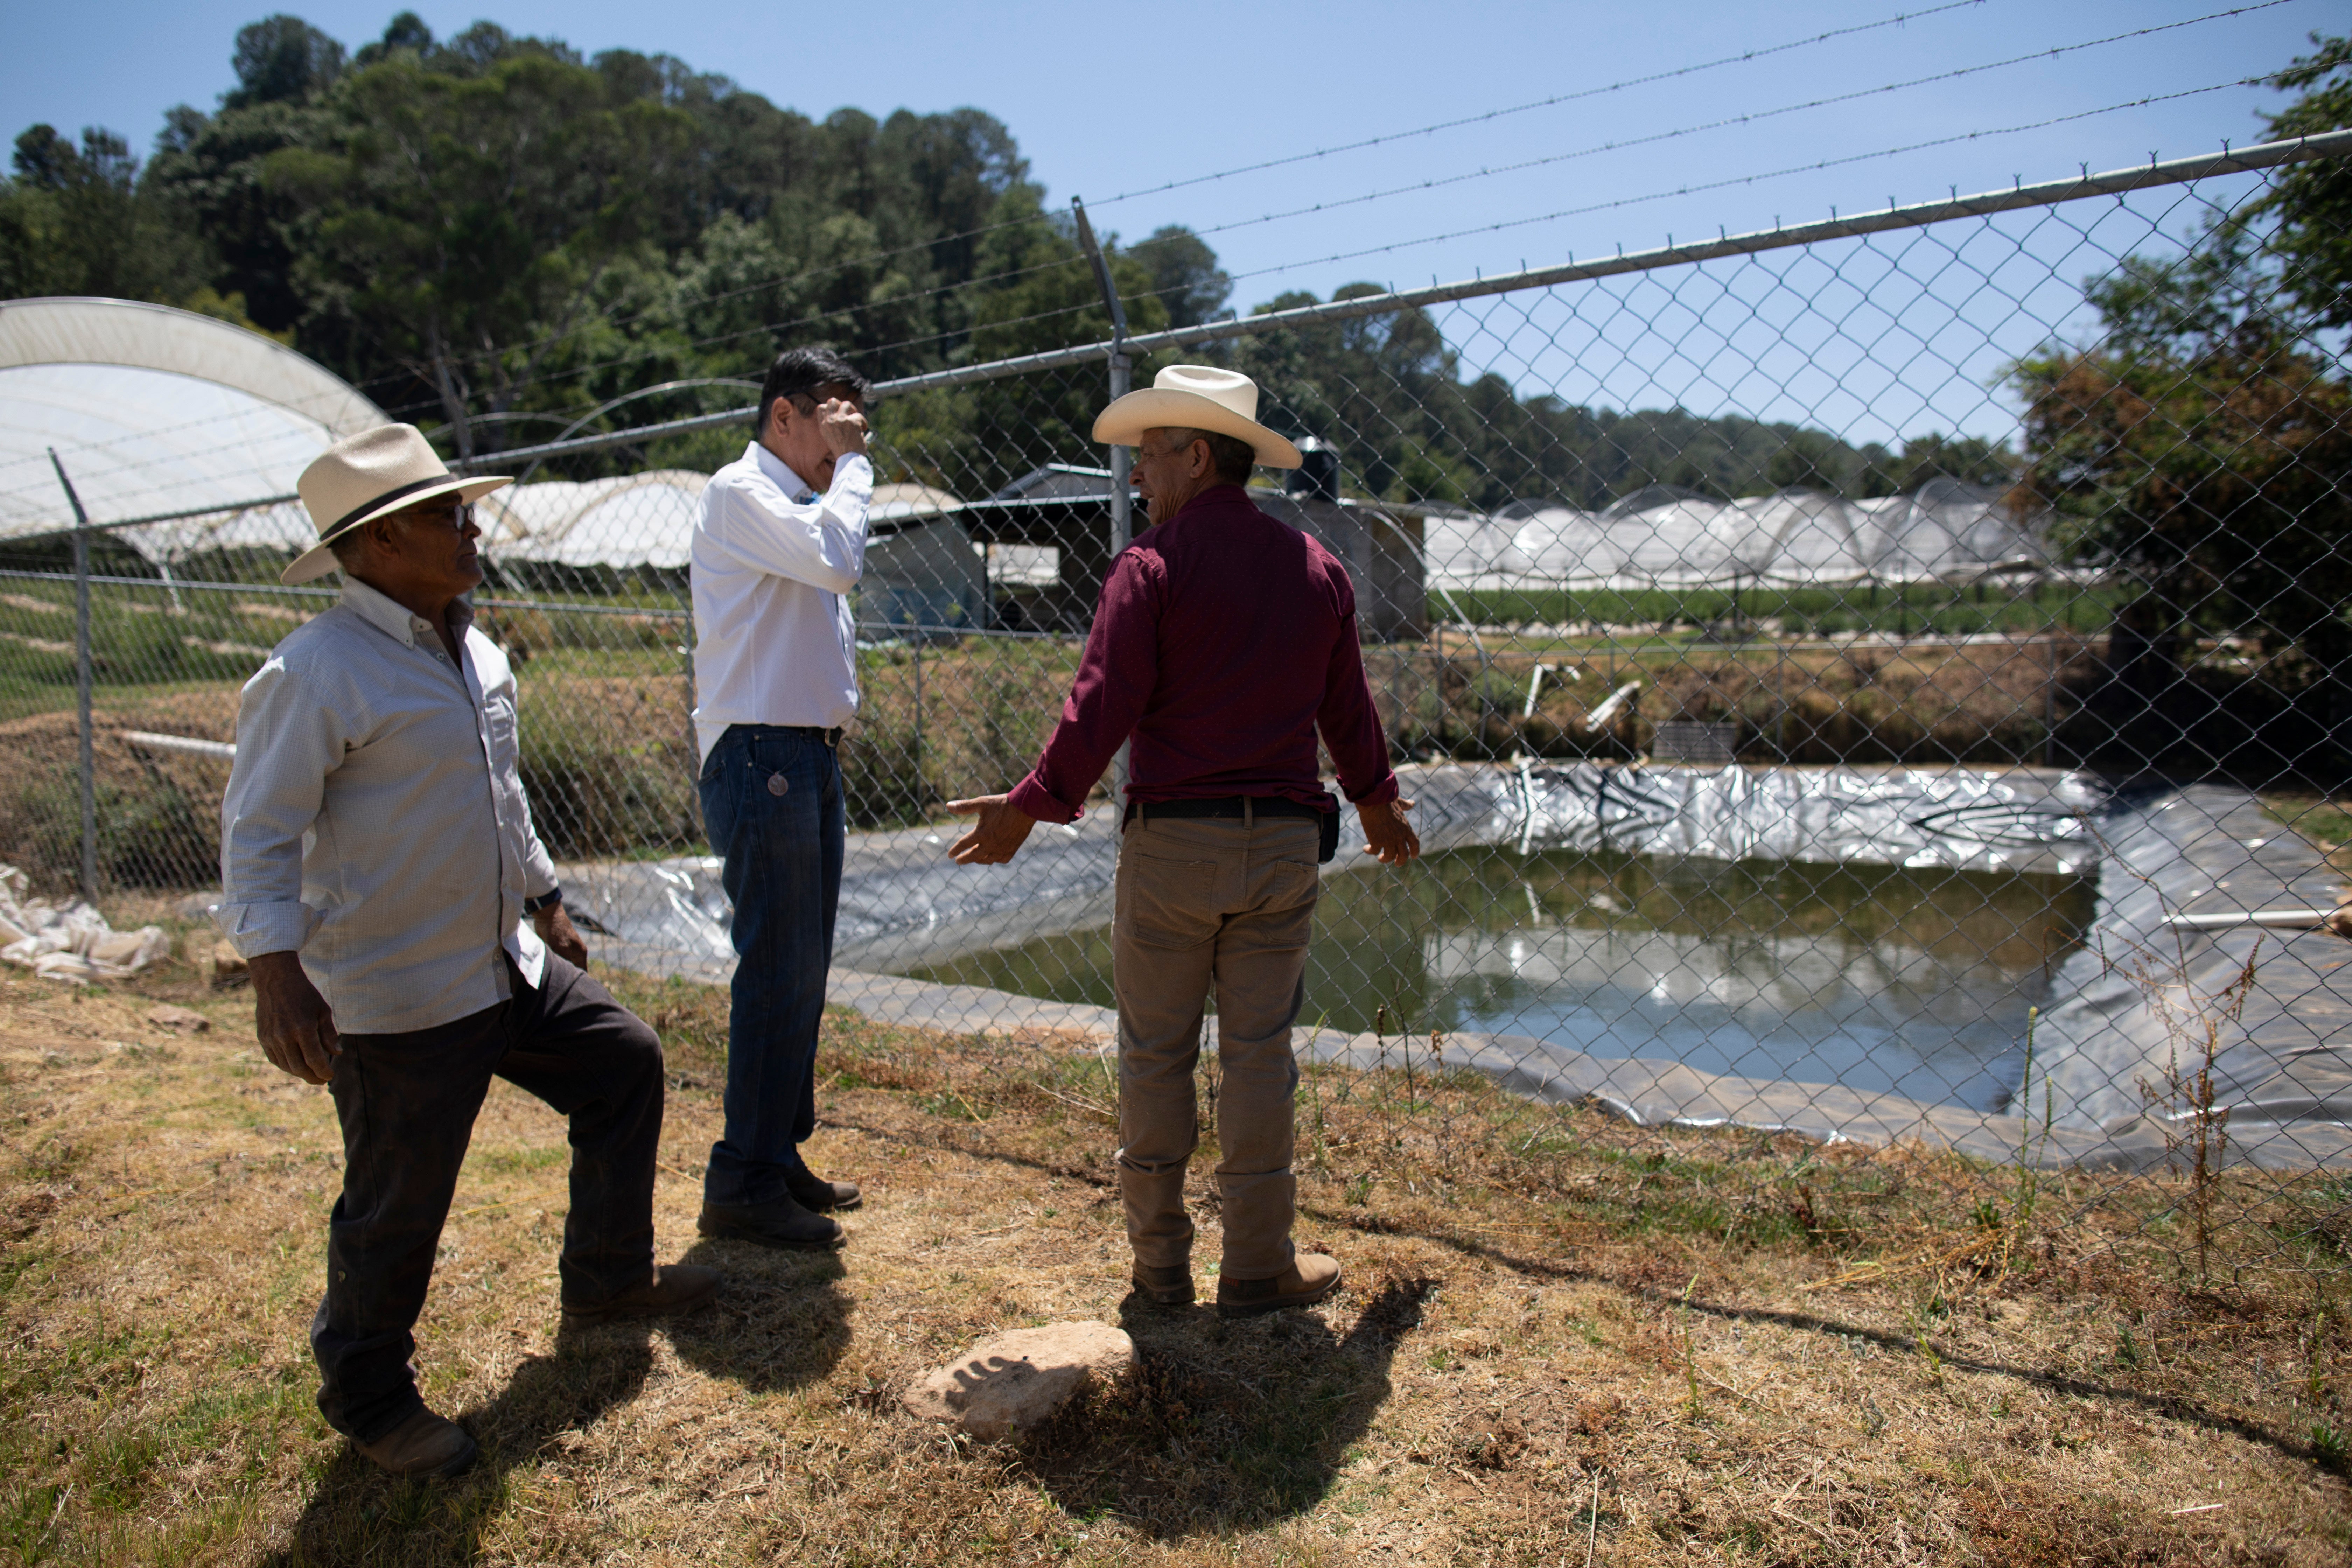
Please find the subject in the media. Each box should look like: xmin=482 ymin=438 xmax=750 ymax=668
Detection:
xmin=21 ymin=127 xmax=2350 ymax=533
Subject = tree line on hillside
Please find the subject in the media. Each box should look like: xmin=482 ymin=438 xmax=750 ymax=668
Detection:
xmin=7 ymin=10 xmax=2021 ymax=509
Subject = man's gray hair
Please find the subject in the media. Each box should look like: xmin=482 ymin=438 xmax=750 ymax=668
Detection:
xmin=1164 ymin=426 xmax=1257 ymax=486
xmin=326 ymin=524 xmax=372 ymax=568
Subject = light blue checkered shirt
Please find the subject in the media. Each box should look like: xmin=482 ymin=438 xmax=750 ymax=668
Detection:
xmin=217 ymin=578 xmax=560 ymax=1034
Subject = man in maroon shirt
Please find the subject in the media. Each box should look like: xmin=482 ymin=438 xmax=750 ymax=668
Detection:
xmin=949 ymin=365 xmax=1420 ymax=1318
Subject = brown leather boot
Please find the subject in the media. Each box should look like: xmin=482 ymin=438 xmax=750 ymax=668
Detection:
xmin=1130 ymin=1261 xmax=1195 ymax=1307
xmin=1216 ymin=1253 xmax=1342 ymax=1319
xmin=355 ymin=1408 xmax=477 ymax=1479
xmin=785 ymin=1169 xmax=862 ymax=1212
xmin=562 ymin=1264 xmax=722 ymax=1325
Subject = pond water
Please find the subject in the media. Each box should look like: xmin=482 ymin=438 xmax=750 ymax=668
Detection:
xmin=911 ymin=848 xmax=2097 ymax=1113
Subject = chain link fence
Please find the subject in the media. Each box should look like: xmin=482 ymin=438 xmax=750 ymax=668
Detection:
xmin=4 ymin=135 xmax=2349 ymax=1290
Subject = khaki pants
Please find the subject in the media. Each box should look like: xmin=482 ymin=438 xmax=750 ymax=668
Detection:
xmin=1113 ymin=813 xmax=1321 ymax=1282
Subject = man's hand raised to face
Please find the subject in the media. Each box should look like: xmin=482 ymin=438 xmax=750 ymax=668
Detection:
xmin=817 ymin=397 xmax=868 ymax=458
xmin=1358 ymin=796 xmax=1422 ymax=866
xmin=249 ymin=951 xmax=340 ymax=1085
xmin=946 ymin=793 xmax=1042 ymax=866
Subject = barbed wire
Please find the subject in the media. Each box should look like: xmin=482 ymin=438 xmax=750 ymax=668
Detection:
xmin=1086 ymin=0 xmax=1996 ymax=210
xmin=312 ymin=0 xmax=2068 ymax=409
xmin=1219 ymin=78 xmax=2262 ymax=292
xmin=362 ymin=61 xmax=2284 ymax=426
xmin=1160 ymin=3 xmax=2303 ymax=257
xmin=2 ymin=71 xmax=2283 ymax=513
xmin=370 ymin=56 xmax=2283 ymax=431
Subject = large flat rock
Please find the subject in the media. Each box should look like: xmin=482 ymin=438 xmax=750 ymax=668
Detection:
xmin=901 ymin=1321 xmax=1135 ymax=1440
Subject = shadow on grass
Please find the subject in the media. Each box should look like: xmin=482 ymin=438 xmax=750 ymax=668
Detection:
xmin=265 ymin=1318 xmax=659 ymax=1566
xmin=264 ymin=1248 xmax=849 ymax=1564
xmin=1014 ymin=1272 xmax=1437 ymax=1538
xmin=667 ymin=1238 xmax=853 ymax=1392
xmin=1312 ymin=1202 xmax=2343 ymax=1471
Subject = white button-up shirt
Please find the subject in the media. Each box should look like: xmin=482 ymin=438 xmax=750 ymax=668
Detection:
xmin=217 ymin=577 xmax=558 ymax=1035
xmin=690 ymin=442 xmax=873 ymax=761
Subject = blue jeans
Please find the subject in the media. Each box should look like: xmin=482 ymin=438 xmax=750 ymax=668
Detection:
xmin=698 ymin=724 xmax=844 ymax=1207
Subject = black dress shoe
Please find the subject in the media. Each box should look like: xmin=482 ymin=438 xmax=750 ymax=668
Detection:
xmin=786 ymin=1169 xmax=862 ymax=1212
xmin=698 ymin=1196 xmax=844 ymax=1251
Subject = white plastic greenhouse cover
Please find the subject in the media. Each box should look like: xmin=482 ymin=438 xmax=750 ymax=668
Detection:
xmin=476 ymin=475 xmax=969 ymax=568
xmin=475 ymin=470 xmax=984 ymax=623
xmin=0 ymin=297 xmax=388 ymax=555
xmin=1423 ymin=479 xmax=2049 ymax=591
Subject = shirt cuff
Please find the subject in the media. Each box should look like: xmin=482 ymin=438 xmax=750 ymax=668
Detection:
xmin=1342 ymin=772 xmax=1400 ymax=807
xmin=215 ymin=899 xmax=315 ymax=959
xmin=1006 ymin=774 xmax=1082 ymax=825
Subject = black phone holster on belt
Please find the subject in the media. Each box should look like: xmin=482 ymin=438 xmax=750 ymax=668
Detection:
xmin=1123 ymin=794 xmax=1340 ymax=862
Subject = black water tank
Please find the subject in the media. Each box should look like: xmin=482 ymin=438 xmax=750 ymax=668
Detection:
xmin=1286 ymin=435 xmax=1340 ymax=502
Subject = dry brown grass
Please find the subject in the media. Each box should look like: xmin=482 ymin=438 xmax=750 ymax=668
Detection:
xmin=2 ymin=934 xmax=2348 ymax=1566
xmin=2260 ymin=792 xmax=2352 ymax=880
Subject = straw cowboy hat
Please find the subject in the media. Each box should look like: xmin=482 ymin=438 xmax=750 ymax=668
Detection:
xmin=1092 ymin=365 xmax=1302 ymax=469
xmin=282 ymin=424 xmax=512 ymax=586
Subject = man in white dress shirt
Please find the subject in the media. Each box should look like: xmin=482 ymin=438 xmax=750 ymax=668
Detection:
xmin=221 ymin=425 xmax=718 ymax=1480
xmin=690 ymin=346 xmax=874 ymax=1250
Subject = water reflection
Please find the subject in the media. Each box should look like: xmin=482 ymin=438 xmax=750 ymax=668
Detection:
xmin=911 ymin=849 xmax=2095 ymax=1112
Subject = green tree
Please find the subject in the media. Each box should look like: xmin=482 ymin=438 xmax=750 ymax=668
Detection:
xmin=223 ymin=14 xmax=346 ymax=110
xmin=1135 ymin=225 xmax=1230 ymax=329
xmin=2259 ymin=33 xmax=2352 ymax=329
xmin=2012 ymin=39 xmax=2352 ymax=767
xmin=0 ymin=123 xmax=205 ymax=301
xmin=266 ymin=49 xmax=696 ymax=456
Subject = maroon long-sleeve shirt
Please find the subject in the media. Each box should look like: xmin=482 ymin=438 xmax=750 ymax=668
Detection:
xmin=1006 ymin=483 xmax=1400 ymax=823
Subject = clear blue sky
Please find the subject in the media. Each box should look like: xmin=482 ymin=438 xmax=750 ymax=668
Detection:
xmin=3 ymin=0 xmax=2339 ymax=442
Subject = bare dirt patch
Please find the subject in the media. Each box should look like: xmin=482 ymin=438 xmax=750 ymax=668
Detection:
xmin=0 ymin=939 xmax=2346 ymax=1564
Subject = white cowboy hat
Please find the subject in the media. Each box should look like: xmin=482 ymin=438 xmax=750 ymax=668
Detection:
xmin=282 ymin=424 xmax=512 ymax=585
xmin=1091 ymin=365 xmax=1302 ymax=470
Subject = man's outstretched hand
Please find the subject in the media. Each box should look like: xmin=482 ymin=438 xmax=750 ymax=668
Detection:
xmin=250 ymin=950 xmax=339 ymax=1085
xmin=1358 ymin=795 xmax=1421 ymax=866
xmin=947 ymin=793 xmax=1042 ymax=865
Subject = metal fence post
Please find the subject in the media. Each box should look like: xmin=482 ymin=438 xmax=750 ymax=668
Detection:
xmin=1075 ymin=196 xmax=1133 ymax=805
xmin=47 ymin=449 xmax=98 ymax=904
xmin=1106 ymin=354 xmax=1132 ymax=555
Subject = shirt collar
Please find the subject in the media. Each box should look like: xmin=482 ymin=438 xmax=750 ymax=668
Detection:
xmin=747 ymin=440 xmax=812 ymax=499
xmin=1163 ymin=482 xmax=1251 ymax=527
xmin=340 ymin=574 xmax=473 ymax=650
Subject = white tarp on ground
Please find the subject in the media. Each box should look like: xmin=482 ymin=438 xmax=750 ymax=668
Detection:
xmin=1425 ymin=478 xmax=2047 ymax=590
xmin=0 ymin=297 xmax=386 ymax=545
xmin=0 ymin=864 xmax=168 ymax=982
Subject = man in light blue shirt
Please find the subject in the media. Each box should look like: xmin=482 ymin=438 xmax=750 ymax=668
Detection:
xmin=690 ymin=346 xmax=874 ymax=1249
xmin=224 ymin=424 xmax=718 ymax=1479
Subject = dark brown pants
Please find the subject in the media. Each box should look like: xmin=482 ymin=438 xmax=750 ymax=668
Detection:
xmin=312 ymin=954 xmax=664 ymax=1443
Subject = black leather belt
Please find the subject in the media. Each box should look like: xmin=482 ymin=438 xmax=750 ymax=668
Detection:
xmin=1123 ymin=796 xmax=1327 ymax=825
xmin=775 ymin=725 xmax=842 ymax=747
